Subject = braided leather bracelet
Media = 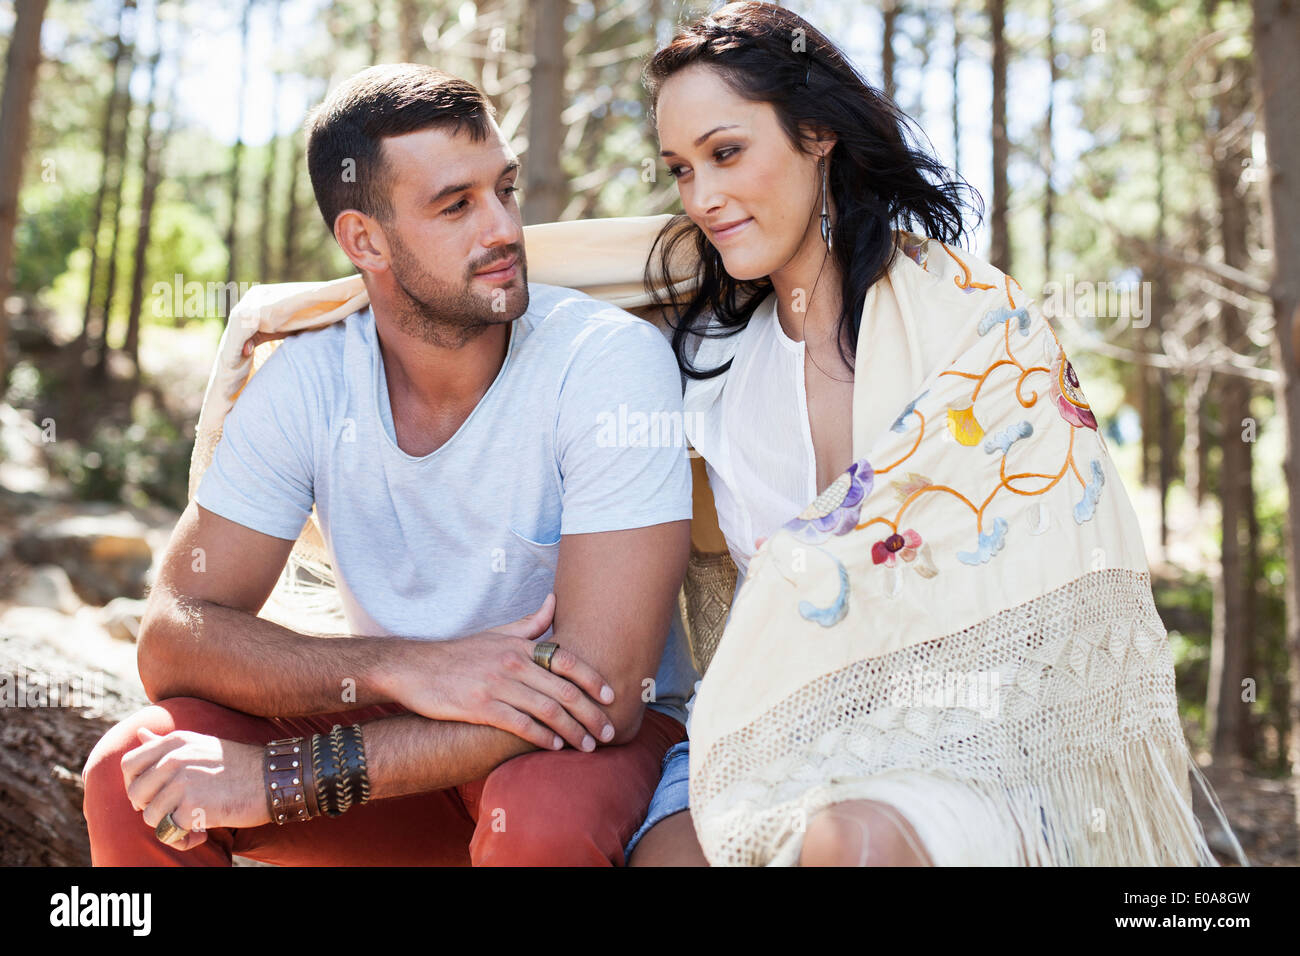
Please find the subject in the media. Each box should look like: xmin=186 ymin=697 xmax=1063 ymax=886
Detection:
xmin=310 ymin=729 xmax=341 ymax=817
xmin=340 ymin=723 xmax=371 ymax=806
xmin=329 ymin=723 xmax=371 ymax=813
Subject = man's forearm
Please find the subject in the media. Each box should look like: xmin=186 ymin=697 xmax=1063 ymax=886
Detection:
xmin=139 ymin=592 xmax=402 ymax=716
xmin=361 ymin=712 xmax=538 ymax=797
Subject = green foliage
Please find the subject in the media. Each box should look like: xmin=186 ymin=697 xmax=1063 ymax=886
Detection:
xmin=141 ymin=192 xmax=231 ymax=321
xmin=1154 ymin=572 xmax=1213 ymax=750
xmin=45 ymin=405 xmax=192 ymax=511
xmin=12 ymin=185 xmax=93 ymax=294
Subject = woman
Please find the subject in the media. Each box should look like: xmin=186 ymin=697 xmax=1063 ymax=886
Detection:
xmin=621 ymin=1 xmax=1234 ymax=866
xmin=623 ymin=2 xmax=965 ymax=866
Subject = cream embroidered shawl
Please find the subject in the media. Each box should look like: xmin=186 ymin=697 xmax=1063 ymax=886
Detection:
xmin=190 ymin=214 xmax=1241 ymax=867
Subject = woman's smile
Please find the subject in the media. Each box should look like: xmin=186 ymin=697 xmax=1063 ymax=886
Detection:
xmin=709 ymin=217 xmax=753 ymax=244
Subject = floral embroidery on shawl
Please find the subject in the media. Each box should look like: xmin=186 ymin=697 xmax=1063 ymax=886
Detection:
xmin=773 ymin=245 xmax=1112 ymax=615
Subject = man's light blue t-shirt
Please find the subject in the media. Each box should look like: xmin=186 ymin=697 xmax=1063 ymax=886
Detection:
xmin=195 ymin=282 xmax=698 ymax=726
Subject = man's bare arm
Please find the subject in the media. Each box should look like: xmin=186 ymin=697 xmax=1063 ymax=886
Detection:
xmin=362 ymin=715 xmax=534 ymax=798
xmin=360 ymin=517 xmax=692 ymax=797
xmin=549 ymin=518 xmax=691 ymax=743
xmin=138 ymin=501 xmax=407 ymax=715
xmin=129 ymin=511 xmax=689 ymax=812
xmin=139 ymin=503 xmax=616 ymax=752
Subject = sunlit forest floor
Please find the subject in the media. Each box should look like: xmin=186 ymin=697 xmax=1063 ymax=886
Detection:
xmin=0 ymin=310 xmax=1294 ymax=865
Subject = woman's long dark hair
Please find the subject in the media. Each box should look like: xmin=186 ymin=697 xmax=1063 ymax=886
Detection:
xmin=644 ymin=1 xmax=983 ymax=378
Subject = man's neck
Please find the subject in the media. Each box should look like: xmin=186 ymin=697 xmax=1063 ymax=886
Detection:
xmin=366 ymin=296 xmax=513 ymax=459
xmin=374 ymin=313 xmax=511 ymax=413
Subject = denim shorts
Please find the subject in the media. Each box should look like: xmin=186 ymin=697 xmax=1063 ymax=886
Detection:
xmin=623 ymin=738 xmax=691 ymax=860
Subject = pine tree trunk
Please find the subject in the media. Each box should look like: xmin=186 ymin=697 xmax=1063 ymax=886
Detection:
xmin=1241 ymin=454 xmax=1261 ymax=764
xmin=882 ymin=0 xmax=899 ymax=100
xmin=950 ymin=0 xmax=961 ymax=178
xmin=0 ymin=0 xmax=51 ymax=387
xmin=1206 ymin=46 xmax=1255 ymax=767
xmin=258 ymin=0 xmax=284 ymax=278
xmin=399 ymin=0 xmax=421 ymax=61
xmin=125 ymin=22 xmax=173 ymax=379
xmin=368 ymin=0 xmax=383 ymax=62
xmin=92 ymin=50 xmax=135 ymax=380
xmin=988 ymin=0 xmax=1009 ymax=272
xmin=1152 ymin=56 xmax=1173 ymax=551
xmin=280 ymin=133 xmax=302 ymax=282
xmin=224 ymin=0 xmax=253 ymax=298
xmin=523 ymin=0 xmax=566 ymax=225
xmin=1042 ymin=0 xmax=1055 ymax=280
xmin=1139 ymin=364 xmax=1154 ymax=487
xmin=1251 ymin=0 xmax=1300 ymax=773
xmin=1183 ymin=368 xmax=1209 ymax=505
xmin=1194 ymin=215 xmax=1213 ymax=507
xmin=76 ymin=2 xmax=134 ymax=356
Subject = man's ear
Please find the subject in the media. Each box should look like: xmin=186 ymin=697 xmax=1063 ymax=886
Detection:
xmin=335 ymin=209 xmax=390 ymax=276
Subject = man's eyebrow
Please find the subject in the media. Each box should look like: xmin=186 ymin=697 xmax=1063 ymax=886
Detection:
xmin=660 ymin=125 xmax=741 ymax=157
xmin=427 ymin=160 xmax=521 ymax=205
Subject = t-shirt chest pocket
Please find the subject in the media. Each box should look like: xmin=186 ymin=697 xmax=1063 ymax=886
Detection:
xmin=507 ymin=525 xmax=561 ymax=580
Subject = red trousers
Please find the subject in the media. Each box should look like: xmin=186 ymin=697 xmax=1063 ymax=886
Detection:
xmin=81 ymin=696 xmax=685 ymax=866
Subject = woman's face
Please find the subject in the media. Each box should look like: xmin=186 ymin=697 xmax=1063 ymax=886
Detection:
xmin=656 ymin=63 xmax=829 ymax=282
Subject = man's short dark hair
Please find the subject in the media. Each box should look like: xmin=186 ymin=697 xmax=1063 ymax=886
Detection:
xmin=306 ymin=64 xmax=498 ymax=235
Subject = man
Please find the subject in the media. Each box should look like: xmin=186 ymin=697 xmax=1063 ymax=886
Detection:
xmin=81 ymin=64 xmax=696 ymax=866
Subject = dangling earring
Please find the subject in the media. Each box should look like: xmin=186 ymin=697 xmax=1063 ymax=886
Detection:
xmin=819 ymin=156 xmax=833 ymax=254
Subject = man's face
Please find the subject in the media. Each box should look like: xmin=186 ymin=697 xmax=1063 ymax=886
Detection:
xmin=376 ymin=122 xmax=529 ymax=345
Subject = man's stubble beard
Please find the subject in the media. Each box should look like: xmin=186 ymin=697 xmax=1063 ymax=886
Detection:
xmin=386 ymin=227 xmax=529 ymax=349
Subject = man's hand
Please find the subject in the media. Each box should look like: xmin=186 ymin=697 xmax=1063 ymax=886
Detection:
xmin=380 ymin=593 xmax=619 ymax=753
xmin=121 ymin=728 xmax=269 ymax=850
xmin=241 ymin=330 xmax=296 ymax=356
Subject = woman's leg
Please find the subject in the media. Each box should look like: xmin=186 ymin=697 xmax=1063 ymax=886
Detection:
xmin=627 ymin=809 xmax=708 ymax=866
xmin=800 ymin=799 xmax=934 ymax=866
xmin=623 ymin=737 xmax=705 ymax=866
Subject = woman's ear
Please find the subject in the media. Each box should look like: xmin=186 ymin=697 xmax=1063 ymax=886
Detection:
xmin=815 ymin=126 xmax=837 ymax=158
xmin=799 ymin=122 xmax=838 ymax=159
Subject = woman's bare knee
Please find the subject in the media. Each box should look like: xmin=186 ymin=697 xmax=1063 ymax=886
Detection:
xmin=800 ymin=800 xmax=933 ymax=867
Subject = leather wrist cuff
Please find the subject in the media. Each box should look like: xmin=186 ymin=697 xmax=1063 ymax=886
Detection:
xmin=302 ymin=734 xmax=323 ymax=819
xmin=263 ymin=737 xmax=310 ymax=825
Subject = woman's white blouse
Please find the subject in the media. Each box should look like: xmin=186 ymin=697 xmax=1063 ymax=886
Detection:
xmin=677 ymin=291 xmax=820 ymax=737
xmin=683 ymin=291 xmax=818 ymax=580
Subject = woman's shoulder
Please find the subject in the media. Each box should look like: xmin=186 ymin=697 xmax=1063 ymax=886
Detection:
xmin=883 ymin=231 xmax=1041 ymax=389
xmin=890 ymin=230 xmax=1015 ymax=302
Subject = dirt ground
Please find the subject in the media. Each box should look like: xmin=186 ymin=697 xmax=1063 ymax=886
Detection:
xmin=1192 ymin=761 xmax=1299 ymax=867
